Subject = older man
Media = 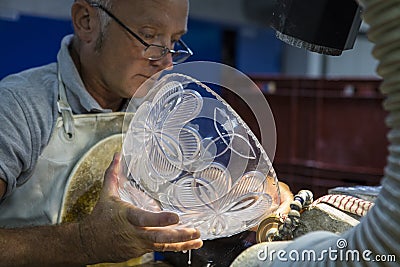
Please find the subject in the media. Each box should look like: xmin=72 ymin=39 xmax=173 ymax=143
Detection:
xmin=0 ymin=0 xmax=292 ymax=266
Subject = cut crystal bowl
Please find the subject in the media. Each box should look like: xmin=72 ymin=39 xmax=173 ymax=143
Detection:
xmin=119 ymin=73 xmax=280 ymax=240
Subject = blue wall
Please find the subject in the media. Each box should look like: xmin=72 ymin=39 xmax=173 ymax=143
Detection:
xmin=236 ymin=27 xmax=282 ymax=75
xmin=0 ymin=15 xmax=282 ymax=80
xmin=186 ymin=19 xmax=222 ymax=63
xmin=0 ymin=15 xmax=73 ymax=79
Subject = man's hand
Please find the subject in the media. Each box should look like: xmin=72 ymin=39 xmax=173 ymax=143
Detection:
xmin=275 ymin=181 xmax=293 ymax=216
xmin=79 ymin=153 xmax=203 ymax=264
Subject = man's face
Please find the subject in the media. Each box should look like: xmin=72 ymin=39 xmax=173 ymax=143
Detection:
xmin=82 ymin=0 xmax=189 ymax=99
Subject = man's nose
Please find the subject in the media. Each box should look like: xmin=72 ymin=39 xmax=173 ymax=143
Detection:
xmin=153 ymin=52 xmax=174 ymax=71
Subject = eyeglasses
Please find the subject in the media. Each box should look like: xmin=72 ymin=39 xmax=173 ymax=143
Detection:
xmin=88 ymin=2 xmax=193 ymax=64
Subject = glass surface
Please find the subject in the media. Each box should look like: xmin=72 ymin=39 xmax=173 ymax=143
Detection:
xmin=119 ymin=73 xmax=280 ymax=240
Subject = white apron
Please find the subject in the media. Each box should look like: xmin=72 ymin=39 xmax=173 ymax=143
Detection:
xmin=0 ymin=69 xmax=129 ymax=228
xmin=0 ymin=67 xmax=155 ymax=266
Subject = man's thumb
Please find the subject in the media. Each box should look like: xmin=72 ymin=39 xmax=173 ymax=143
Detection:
xmin=102 ymin=152 xmax=122 ymax=197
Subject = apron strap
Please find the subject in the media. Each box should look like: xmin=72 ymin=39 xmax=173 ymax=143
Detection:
xmin=57 ymin=66 xmax=75 ymax=139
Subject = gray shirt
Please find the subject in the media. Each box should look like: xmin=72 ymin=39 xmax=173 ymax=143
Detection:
xmin=0 ymin=35 xmax=113 ymax=201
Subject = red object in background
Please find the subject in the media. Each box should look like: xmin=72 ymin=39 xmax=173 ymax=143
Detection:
xmin=222 ymin=76 xmax=387 ymax=198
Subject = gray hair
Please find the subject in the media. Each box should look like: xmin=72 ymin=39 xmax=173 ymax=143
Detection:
xmin=93 ymin=0 xmax=113 ymax=52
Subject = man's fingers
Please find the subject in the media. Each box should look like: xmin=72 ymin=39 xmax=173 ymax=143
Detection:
xmin=276 ymin=181 xmax=293 ymax=215
xmin=125 ymin=213 xmax=203 ymax=251
xmin=139 ymin=227 xmax=201 ymax=244
xmin=102 ymin=152 xmax=122 ymax=197
xmin=100 ymin=153 xmax=204 ymax=255
xmin=153 ymin=239 xmax=203 ymax=252
xmin=126 ymin=207 xmax=180 ymax=227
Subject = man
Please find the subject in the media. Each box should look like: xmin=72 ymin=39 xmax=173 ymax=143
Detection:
xmin=0 ymin=0 xmax=292 ymax=266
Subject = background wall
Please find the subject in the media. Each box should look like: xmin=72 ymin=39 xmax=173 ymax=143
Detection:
xmin=282 ymin=31 xmax=379 ymax=78
xmin=0 ymin=0 xmax=378 ymax=79
xmin=0 ymin=1 xmax=385 ymax=196
xmin=0 ymin=15 xmax=73 ymax=79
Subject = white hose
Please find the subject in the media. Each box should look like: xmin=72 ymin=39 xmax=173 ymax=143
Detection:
xmin=231 ymin=0 xmax=400 ymax=265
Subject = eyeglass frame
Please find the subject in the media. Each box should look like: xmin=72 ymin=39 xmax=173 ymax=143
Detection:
xmin=86 ymin=1 xmax=193 ymax=64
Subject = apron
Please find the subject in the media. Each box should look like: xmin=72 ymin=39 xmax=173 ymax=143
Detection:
xmin=0 ymin=67 xmax=154 ymax=266
xmin=0 ymin=67 xmax=129 ymax=227
xmin=0 ymin=112 xmax=127 ymax=227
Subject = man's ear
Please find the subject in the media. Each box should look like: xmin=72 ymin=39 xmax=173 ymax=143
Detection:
xmin=71 ymin=0 xmax=99 ymax=43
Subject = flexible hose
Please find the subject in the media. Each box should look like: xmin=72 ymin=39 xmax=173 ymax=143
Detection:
xmin=341 ymin=0 xmax=400 ymax=263
xmin=231 ymin=0 xmax=400 ymax=266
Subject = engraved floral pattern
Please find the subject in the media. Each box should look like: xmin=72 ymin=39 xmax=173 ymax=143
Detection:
xmin=121 ymin=74 xmax=279 ymax=239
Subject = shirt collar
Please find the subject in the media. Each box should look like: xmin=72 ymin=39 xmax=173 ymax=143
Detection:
xmin=57 ymin=35 xmax=113 ymax=113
